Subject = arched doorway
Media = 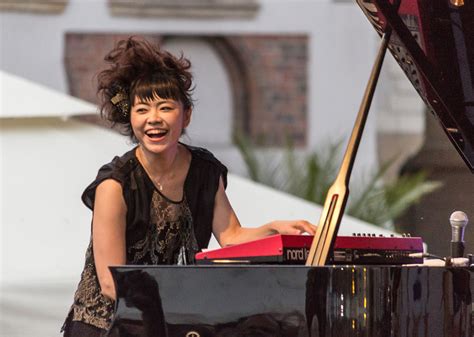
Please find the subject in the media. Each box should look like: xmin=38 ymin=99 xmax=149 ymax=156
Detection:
xmin=162 ymin=37 xmax=234 ymax=148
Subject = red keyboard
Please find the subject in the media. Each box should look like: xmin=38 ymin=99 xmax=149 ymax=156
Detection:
xmin=195 ymin=234 xmax=424 ymax=265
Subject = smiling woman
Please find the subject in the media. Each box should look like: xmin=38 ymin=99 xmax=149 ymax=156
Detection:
xmin=61 ymin=37 xmax=316 ymax=337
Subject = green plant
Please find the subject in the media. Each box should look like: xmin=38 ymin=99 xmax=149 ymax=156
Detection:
xmin=234 ymin=134 xmax=442 ymax=229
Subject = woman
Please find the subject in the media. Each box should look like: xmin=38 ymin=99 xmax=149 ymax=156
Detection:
xmin=62 ymin=37 xmax=315 ymax=337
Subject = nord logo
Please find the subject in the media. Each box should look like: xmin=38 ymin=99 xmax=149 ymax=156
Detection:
xmin=286 ymin=248 xmax=309 ymax=261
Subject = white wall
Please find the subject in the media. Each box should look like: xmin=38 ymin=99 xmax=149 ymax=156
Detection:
xmin=0 ymin=0 xmax=380 ymax=179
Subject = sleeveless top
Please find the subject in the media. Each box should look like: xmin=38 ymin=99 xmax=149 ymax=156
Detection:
xmin=63 ymin=144 xmax=227 ymax=331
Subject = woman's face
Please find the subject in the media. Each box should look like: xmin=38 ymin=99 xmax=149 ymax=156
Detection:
xmin=130 ymin=94 xmax=191 ymax=155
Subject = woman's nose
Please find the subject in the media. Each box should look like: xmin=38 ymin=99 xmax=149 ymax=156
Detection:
xmin=147 ymin=109 xmax=163 ymax=124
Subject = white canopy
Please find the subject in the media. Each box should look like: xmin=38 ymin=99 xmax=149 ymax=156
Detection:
xmin=0 ymin=70 xmax=97 ymax=118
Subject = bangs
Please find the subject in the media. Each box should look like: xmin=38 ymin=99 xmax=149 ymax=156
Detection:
xmin=131 ymin=74 xmax=191 ymax=107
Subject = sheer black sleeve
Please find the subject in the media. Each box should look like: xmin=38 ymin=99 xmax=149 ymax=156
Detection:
xmin=81 ymin=149 xmax=137 ymax=211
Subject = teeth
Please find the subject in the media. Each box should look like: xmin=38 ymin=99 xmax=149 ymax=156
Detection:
xmin=146 ymin=129 xmax=167 ymax=137
xmin=147 ymin=129 xmax=165 ymax=134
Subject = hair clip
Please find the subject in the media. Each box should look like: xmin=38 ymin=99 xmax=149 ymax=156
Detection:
xmin=110 ymin=84 xmax=130 ymax=117
xmin=111 ymin=91 xmax=127 ymax=105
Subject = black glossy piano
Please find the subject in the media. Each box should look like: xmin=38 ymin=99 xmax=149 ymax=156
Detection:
xmin=109 ymin=1 xmax=474 ymax=336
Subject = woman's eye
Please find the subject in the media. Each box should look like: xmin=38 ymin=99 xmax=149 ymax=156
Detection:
xmin=135 ymin=108 xmax=147 ymax=113
xmin=161 ymin=106 xmax=173 ymax=111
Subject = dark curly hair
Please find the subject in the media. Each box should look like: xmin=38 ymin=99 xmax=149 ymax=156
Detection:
xmin=97 ymin=37 xmax=194 ymax=141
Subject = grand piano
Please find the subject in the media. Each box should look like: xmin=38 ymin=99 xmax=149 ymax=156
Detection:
xmin=108 ymin=0 xmax=474 ymax=336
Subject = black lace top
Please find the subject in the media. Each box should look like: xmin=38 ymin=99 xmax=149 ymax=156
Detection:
xmin=63 ymin=144 xmax=227 ymax=330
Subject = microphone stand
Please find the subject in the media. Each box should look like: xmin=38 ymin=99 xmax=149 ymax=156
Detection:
xmin=306 ymin=30 xmax=392 ymax=266
xmin=451 ymin=241 xmax=465 ymax=258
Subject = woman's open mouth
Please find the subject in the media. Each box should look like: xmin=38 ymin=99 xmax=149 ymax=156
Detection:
xmin=145 ymin=129 xmax=168 ymax=141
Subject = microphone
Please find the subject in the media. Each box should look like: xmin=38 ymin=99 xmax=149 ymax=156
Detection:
xmin=450 ymin=211 xmax=469 ymax=258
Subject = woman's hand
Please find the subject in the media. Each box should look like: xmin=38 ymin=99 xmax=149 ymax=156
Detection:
xmin=268 ymin=220 xmax=317 ymax=235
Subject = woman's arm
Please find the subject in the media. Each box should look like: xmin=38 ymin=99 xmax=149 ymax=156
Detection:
xmin=92 ymin=179 xmax=127 ymax=301
xmin=212 ymin=176 xmax=316 ymax=247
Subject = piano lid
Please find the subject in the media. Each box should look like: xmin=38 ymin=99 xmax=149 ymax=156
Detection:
xmin=356 ymin=0 xmax=474 ymax=172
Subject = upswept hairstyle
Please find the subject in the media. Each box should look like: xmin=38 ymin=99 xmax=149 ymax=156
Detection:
xmin=97 ymin=37 xmax=194 ymax=140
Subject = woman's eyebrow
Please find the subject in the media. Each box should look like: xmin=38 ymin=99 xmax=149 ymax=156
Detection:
xmin=134 ymin=99 xmax=176 ymax=106
xmin=157 ymin=100 xmax=175 ymax=106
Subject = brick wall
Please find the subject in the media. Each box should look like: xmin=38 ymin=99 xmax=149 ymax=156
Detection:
xmin=65 ymin=33 xmax=308 ymax=146
xmin=228 ymin=36 xmax=308 ymax=146
xmin=64 ymin=34 xmax=162 ymax=105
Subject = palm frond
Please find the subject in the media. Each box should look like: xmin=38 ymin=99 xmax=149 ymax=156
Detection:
xmin=234 ymin=132 xmax=261 ymax=182
xmin=383 ymin=173 xmax=442 ymax=221
xmin=312 ymin=141 xmax=341 ymax=204
xmin=303 ymin=154 xmax=320 ymax=202
xmin=346 ymin=156 xmax=397 ymax=220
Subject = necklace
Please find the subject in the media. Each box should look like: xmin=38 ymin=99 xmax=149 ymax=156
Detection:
xmin=154 ymin=174 xmax=174 ymax=191
xmin=156 ymin=181 xmax=164 ymax=191
xmin=150 ymin=163 xmax=177 ymax=192
xmin=137 ymin=147 xmax=179 ymax=192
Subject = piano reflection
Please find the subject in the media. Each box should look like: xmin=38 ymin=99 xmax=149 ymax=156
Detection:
xmin=108 ymin=1 xmax=474 ymax=336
